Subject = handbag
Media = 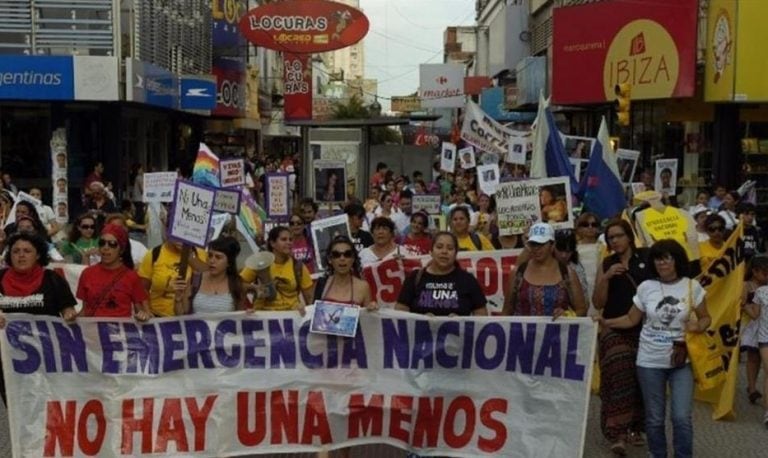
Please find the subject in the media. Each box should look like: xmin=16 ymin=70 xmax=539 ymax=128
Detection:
xmin=683 ymin=280 xmax=727 ymax=390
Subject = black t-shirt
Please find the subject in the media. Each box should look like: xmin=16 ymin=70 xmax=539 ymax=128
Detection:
xmin=397 ymin=268 xmax=486 ymax=316
xmin=0 ymin=269 xmax=77 ymax=317
xmin=744 ymin=225 xmax=763 ymax=261
xmin=351 ymin=230 xmax=374 ymax=253
xmin=601 ymin=248 xmax=651 ymax=331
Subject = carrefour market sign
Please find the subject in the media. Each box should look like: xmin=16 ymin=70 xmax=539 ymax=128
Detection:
xmin=552 ymin=0 xmax=697 ymax=104
xmin=238 ymin=0 xmax=369 ymax=53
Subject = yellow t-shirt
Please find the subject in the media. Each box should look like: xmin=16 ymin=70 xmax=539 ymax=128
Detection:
xmin=137 ymin=244 xmax=207 ymax=317
xmin=240 ymin=258 xmax=313 ymax=311
xmin=637 ymin=206 xmax=698 ymax=260
xmin=456 ymin=233 xmax=494 ymax=252
xmin=698 ymin=241 xmax=722 ymax=271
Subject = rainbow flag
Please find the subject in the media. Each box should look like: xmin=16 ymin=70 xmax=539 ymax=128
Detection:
xmin=192 ymin=143 xmax=220 ymax=188
xmin=237 ymin=187 xmax=266 ymax=253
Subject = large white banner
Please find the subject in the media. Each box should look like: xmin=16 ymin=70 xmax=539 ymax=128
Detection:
xmin=362 ymin=249 xmax=522 ymax=313
xmin=419 ymin=63 xmax=465 ymax=108
xmin=460 ymin=101 xmax=529 ymax=158
xmin=1 ymin=311 xmax=596 ymax=458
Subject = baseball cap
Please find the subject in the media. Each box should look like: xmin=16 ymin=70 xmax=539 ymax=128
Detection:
xmin=690 ymin=204 xmax=710 ymax=217
xmin=528 ymin=223 xmax=555 ymax=244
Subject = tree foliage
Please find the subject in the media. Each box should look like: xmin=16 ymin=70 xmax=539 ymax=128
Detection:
xmin=331 ymin=95 xmax=402 ymax=145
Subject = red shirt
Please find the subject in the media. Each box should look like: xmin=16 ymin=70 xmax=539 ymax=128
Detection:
xmin=403 ymin=234 xmax=432 ymax=256
xmin=77 ymin=264 xmax=149 ymax=317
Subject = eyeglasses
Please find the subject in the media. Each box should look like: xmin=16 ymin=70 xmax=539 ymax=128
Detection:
xmin=98 ymin=239 xmax=119 ymax=248
xmin=80 ymin=224 xmax=95 ymax=230
xmin=707 ymin=225 xmax=725 ymax=233
xmin=330 ymin=250 xmax=354 ymax=259
xmin=578 ymin=222 xmax=600 ymax=228
xmin=653 ymin=255 xmax=674 ymax=264
xmin=289 ymin=220 xmax=303 ymax=226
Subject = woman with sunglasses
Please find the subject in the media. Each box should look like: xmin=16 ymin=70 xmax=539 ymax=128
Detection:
xmin=174 ymin=236 xmax=249 ymax=315
xmin=59 ymin=213 xmax=100 ymax=265
xmin=699 ymin=213 xmax=727 ymax=269
xmin=596 ymin=239 xmax=710 ymax=458
xmin=502 ymin=223 xmax=587 ymax=318
xmin=576 ymin=212 xmax=601 ymax=244
xmin=592 ymin=219 xmax=652 ymax=455
xmin=313 ymin=236 xmax=374 ymax=309
xmin=288 ymin=213 xmax=315 ymax=273
xmin=76 ymin=224 xmax=151 ymax=320
xmin=402 ymin=212 xmax=432 ymax=256
xmin=396 ymin=231 xmax=488 ymax=316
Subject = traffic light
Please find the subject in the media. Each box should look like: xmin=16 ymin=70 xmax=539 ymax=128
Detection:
xmin=615 ymin=83 xmax=631 ymax=127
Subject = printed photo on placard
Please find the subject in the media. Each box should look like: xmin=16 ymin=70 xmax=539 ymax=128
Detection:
xmin=563 ymin=135 xmax=595 ymax=159
xmin=654 ymin=158 xmax=678 ymax=197
xmin=429 ymin=214 xmax=447 ymax=232
xmin=616 ymin=149 xmax=640 ymax=184
xmin=569 ymin=158 xmax=588 ymax=184
xmin=440 ymin=142 xmax=456 ymax=173
xmin=310 ymin=301 xmax=360 ymax=337
xmin=477 ymin=164 xmax=500 ymax=196
xmin=310 ymin=214 xmax=351 ymax=272
xmin=496 ymin=176 xmax=574 ymax=235
xmin=459 ymin=146 xmax=476 ymax=169
xmin=313 ymin=160 xmax=346 ymax=203
xmin=630 ymin=182 xmax=646 ymax=199
xmin=507 ymin=137 xmax=527 ymax=165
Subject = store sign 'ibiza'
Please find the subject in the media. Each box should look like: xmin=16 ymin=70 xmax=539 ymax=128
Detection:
xmin=238 ymin=0 xmax=369 ymax=53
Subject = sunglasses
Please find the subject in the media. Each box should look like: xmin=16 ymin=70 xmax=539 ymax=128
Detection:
xmin=578 ymin=222 xmax=600 ymax=228
xmin=330 ymin=250 xmax=354 ymax=259
xmin=98 ymin=239 xmax=119 ymax=248
xmin=707 ymin=226 xmax=725 ymax=233
xmin=80 ymin=224 xmax=95 ymax=230
xmin=527 ymin=241 xmax=549 ymax=249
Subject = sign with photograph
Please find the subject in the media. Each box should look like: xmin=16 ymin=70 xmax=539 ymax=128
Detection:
xmin=507 ymin=136 xmax=527 ymax=165
xmin=143 ymin=171 xmax=179 ymax=203
xmin=265 ymin=173 xmax=290 ymax=219
xmin=213 ymin=188 xmax=241 ymax=214
xmin=310 ymin=214 xmax=351 ymax=272
xmin=655 ymin=158 xmax=678 ymax=197
xmin=219 ymin=158 xmax=245 ymax=188
xmin=616 ymin=149 xmax=641 ymax=184
xmin=563 ymin=136 xmax=595 ymax=160
xmin=440 ymin=142 xmax=456 ymax=173
xmin=49 ymin=128 xmax=68 ymax=224
xmin=313 ymin=160 xmax=347 ymax=203
xmin=412 ymin=194 xmax=442 ymax=215
xmin=477 ymin=164 xmax=500 ymax=196
xmin=459 ymin=146 xmax=476 ymax=169
xmin=569 ymin=158 xmax=588 ymax=185
xmin=310 ymin=301 xmax=360 ymax=338
xmin=496 ymin=177 xmax=574 ymax=235
xmin=168 ymin=181 xmax=215 ymax=248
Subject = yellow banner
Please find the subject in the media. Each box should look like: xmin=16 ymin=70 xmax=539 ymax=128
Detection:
xmin=734 ymin=1 xmax=768 ymax=100
xmin=704 ymin=0 xmax=736 ymax=102
xmin=694 ymin=223 xmax=744 ymax=420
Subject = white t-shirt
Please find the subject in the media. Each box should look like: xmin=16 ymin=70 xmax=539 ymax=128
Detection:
xmin=359 ymin=244 xmax=417 ymax=267
xmin=753 ymin=285 xmax=768 ymax=344
xmin=633 ymin=277 xmax=706 ymax=368
xmin=129 ymin=239 xmax=148 ymax=268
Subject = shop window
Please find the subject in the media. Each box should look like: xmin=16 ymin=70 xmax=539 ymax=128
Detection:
xmin=0 ymin=105 xmax=50 ymax=179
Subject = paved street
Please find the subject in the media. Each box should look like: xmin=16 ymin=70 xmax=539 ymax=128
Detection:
xmin=1 ymin=362 xmax=765 ymax=457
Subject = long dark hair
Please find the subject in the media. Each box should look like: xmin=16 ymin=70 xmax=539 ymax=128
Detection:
xmin=5 ymin=232 xmax=51 ymax=267
xmin=554 ymin=230 xmax=579 ymax=264
xmin=325 ymin=236 xmax=362 ymax=277
xmin=69 ymin=213 xmax=99 ymax=243
xmin=648 ymin=239 xmax=690 ymax=279
xmin=266 ymin=226 xmax=290 ymax=253
xmin=430 ymin=231 xmax=462 ymax=271
xmin=206 ymin=236 xmax=244 ymax=307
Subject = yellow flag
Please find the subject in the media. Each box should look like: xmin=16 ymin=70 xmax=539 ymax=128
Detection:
xmin=694 ymin=223 xmax=744 ymax=420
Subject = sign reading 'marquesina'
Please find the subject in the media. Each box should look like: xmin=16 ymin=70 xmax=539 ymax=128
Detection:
xmin=238 ymin=0 xmax=369 ymax=53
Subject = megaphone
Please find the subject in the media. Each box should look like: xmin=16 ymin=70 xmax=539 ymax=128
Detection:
xmin=245 ymin=251 xmax=277 ymax=301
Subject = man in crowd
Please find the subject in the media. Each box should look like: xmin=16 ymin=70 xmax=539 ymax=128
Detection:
xmin=345 ymin=203 xmax=373 ymax=253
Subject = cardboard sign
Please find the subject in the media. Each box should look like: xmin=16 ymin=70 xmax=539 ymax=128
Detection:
xmin=219 ymin=158 xmax=245 ymax=188
xmin=168 ymin=180 xmax=215 ymax=248
xmin=313 ymin=160 xmax=347 ymax=203
xmin=477 ymin=164 xmax=500 ymax=196
xmin=265 ymin=173 xmax=290 ymax=218
xmin=459 ymin=146 xmax=476 ymax=169
xmin=310 ymin=301 xmax=360 ymax=337
xmin=412 ymin=194 xmax=442 ymax=215
xmin=310 ymin=214 xmax=351 ymax=272
xmin=496 ymin=177 xmax=574 ymax=235
xmin=213 ymin=188 xmax=241 ymax=214
xmin=616 ymin=149 xmax=640 ymax=184
xmin=507 ymin=136 xmax=527 ymax=165
xmin=143 ymin=172 xmax=178 ymax=203
xmin=441 ymin=142 xmax=456 ymax=174
xmin=655 ymin=158 xmax=678 ymax=197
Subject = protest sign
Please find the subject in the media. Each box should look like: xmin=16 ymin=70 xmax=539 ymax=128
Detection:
xmin=460 ymin=100 xmax=528 ymax=157
xmin=0 ymin=311 xmax=596 ymax=458
xmin=563 ymin=136 xmax=595 ymax=160
xmin=208 ymin=213 xmax=231 ymax=243
xmin=5 ymin=191 xmax=45 ymax=227
xmin=496 ymin=177 xmax=574 ymax=235
xmin=213 ymin=188 xmax=241 ymax=214
xmin=313 ymin=160 xmax=346 ymax=203
xmin=362 ymin=249 xmax=521 ymax=312
xmin=616 ymin=149 xmax=640 ymax=184
xmin=236 ymin=188 xmax=267 ymax=255
xmin=310 ymin=301 xmax=360 ymax=337
xmin=168 ymin=181 xmax=215 ymax=248
xmin=265 ymin=173 xmax=290 ymax=219
xmin=310 ymin=214 xmax=351 ymax=272
xmin=459 ymin=146 xmax=476 ymax=169
xmin=143 ymin=172 xmax=178 ymax=203
xmin=219 ymin=158 xmax=245 ymax=188
xmin=412 ymin=194 xmax=442 ymax=215
xmin=477 ymin=164 xmax=500 ymax=196
xmin=440 ymin=142 xmax=456 ymax=173
xmin=655 ymin=158 xmax=678 ymax=197
xmin=507 ymin=136 xmax=527 ymax=165
xmin=50 ymin=127 xmax=68 ymax=224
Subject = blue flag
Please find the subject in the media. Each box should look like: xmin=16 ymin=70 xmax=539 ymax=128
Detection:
xmin=531 ymin=98 xmax=580 ymax=195
xmin=580 ymin=118 xmax=627 ymax=220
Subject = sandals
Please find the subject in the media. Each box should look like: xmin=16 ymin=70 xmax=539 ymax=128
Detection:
xmin=748 ymin=390 xmax=763 ymax=404
xmin=610 ymin=440 xmax=627 ymax=456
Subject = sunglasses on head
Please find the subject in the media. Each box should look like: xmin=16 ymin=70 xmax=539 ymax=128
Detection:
xmin=80 ymin=224 xmax=95 ymax=230
xmin=578 ymin=222 xmax=600 ymax=228
xmin=707 ymin=225 xmax=725 ymax=233
xmin=330 ymin=250 xmax=354 ymax=259
xmin=98 ymin=239 xmax=119 ymax=248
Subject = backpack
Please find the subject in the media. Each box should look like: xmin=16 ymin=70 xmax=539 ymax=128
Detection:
xmin=506 ymin=261 xmax=575 ymax=315
xmin=469 ymin=232 xmax=483 ymax=251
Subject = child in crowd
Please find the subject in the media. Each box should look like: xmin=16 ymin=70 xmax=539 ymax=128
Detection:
xmin=748 ymin=256 xmax=768 ymax=427
xmin=743 ymin=257 xmax=768 ymax=406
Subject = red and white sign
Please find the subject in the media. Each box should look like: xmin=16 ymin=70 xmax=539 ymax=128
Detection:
xmin=283 ymin=53 xmax=313 ymax=121
xmin=220 ymin=158 xmax=246 ymax=188
xmin=552 ymin=0 xmax=697 ymax=104
xmin=419 ymin=63 xmax=465 ymax=108
xmin=212 ymin=65 xmax=245 ymax=117
xmin=239 ymin=0 xmax=369 ymax=53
